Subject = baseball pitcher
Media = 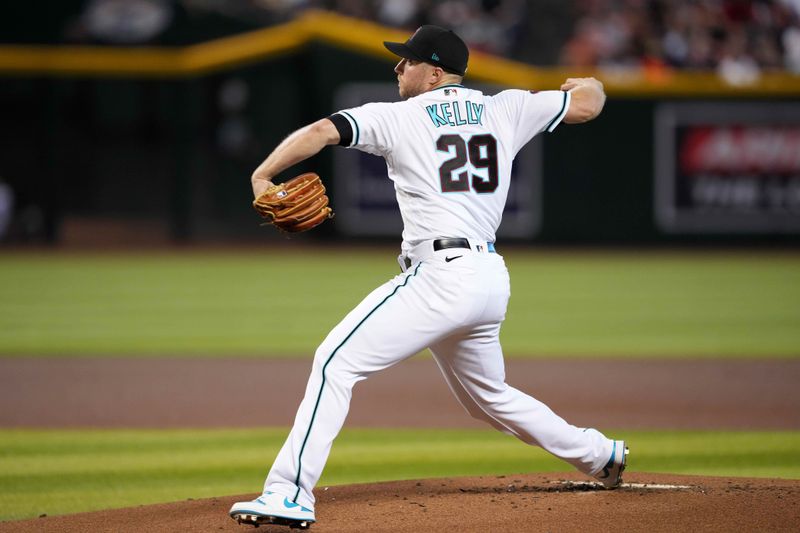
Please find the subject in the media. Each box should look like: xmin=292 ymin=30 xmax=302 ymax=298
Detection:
xmin=232 ymin=25 xmax=628 ymax=530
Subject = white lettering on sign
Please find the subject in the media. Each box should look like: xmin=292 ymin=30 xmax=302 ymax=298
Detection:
xmin=691 ymin=176 xmax=760 ymax=209
xmin=691 ymin=176 xmax=800 ymax=211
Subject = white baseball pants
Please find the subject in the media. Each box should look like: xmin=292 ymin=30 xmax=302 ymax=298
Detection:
xmin=264 ymin=244 xmax=613 ymax=509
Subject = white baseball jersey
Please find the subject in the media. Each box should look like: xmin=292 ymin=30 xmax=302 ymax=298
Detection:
xmin=334 ymin=85 xmax=571 ymax=253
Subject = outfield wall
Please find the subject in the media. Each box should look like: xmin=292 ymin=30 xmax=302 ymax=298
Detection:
xmin=1 ymin=12 xmax=798 ymax=245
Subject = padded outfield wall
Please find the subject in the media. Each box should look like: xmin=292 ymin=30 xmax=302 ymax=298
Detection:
xmin=1 ymin=11 xmax=798 ymax=245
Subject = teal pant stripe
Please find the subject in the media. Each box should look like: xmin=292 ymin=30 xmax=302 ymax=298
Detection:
xmin=292 ymin=263 xmax=423 ymax=502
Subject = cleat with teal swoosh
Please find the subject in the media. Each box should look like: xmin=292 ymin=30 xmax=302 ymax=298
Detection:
xmin=230 ymin=491 xmax=315 ymax=529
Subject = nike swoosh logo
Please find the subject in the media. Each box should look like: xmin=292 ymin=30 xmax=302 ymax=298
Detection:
xmin=284 ymin=498 xmax=313 ymax=513
xmin=445 ymin=255 xmax=463 ymax=263
xmin=284 ymin=498 xmax=300 ymax=509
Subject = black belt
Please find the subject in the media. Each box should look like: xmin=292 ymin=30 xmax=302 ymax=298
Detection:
xmin=433 ymin=238 xmax=471 ymax=251
xmin=434 ymin=238 xmax=496 ymax=253
xmin=402 ymin=238 xmax=496 ymax=270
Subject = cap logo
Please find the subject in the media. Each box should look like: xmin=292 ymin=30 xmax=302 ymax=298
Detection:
xmin=431 ymin=52 xmax=440 ymax=61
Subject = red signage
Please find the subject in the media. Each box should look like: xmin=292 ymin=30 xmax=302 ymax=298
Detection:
xmin=680 ymin=127 xmax=800 ymax=175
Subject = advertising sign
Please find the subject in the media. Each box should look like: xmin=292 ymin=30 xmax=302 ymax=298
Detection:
xmin=655 ymin=103 xmax=800 ymax=233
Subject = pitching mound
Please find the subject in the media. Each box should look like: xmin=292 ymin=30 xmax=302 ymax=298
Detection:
xmin=3 ymin=472 xmax=798 ymax=532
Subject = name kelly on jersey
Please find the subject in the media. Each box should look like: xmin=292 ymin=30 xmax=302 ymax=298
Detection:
xmin=425 ymin=100 xmax=485 ymax=128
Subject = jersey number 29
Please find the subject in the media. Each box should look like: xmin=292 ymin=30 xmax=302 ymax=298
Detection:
xmin=437 ymin=134 xmax=498 ymax=193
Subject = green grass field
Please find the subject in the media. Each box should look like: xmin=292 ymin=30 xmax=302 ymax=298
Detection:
xmin=1 ymin=249 xmax=798 ymax=522
xmin=1 ymin=249 xmax=798 ymax=357
xmin=1 ymin=428 xmax=799 ymax=521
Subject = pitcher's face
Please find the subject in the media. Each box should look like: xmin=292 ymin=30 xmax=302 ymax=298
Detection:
xmin=395 ymin=58 xmax=435 ymax=99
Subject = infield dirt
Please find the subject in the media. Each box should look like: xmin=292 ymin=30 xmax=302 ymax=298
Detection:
xmin=2 ymin=472 xmax=799 ymax=532
xmin=2 ymin=357 xmax=799 ymax=429
xmin=1 ymin=357 xmax=799 ymax=531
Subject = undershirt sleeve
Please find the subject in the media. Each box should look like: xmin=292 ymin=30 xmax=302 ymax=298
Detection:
xmin=327 ymin=114 xmax=353 ymax=147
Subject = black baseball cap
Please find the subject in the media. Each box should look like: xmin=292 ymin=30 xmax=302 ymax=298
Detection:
xmin=384 ymin=25 xmax=469 ymax=76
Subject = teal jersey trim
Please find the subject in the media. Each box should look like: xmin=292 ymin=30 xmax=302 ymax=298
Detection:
xmin=544 ymin=91 xmax=569 ymax=132
xmin=341 ymin=111 xmax=359 ymax=146
xmin=292 ymin=263 xmax=423 ymax=501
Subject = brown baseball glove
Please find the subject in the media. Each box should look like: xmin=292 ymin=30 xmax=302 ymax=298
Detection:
xmin=252 ymin=173 xmax=334 ymax=232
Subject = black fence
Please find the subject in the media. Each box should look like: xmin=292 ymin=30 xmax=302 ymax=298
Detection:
xmin=1 ymin=42 xmax=798 ymax=245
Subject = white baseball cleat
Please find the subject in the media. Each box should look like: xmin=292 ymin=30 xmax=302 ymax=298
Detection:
xmin=229 ymin=491 xmax=315 ymax=529
xmin=594 ymin=439 xmax=629 ymax=489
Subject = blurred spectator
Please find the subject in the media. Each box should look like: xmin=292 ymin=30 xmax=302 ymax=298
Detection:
xmin=317 ymin=0 xmax=529 ymax=57
xmin=785 ymin=24 xmax=800 ymax=71
xmin=63 ymin=0 xmax=305 ymax=45
xmin=428 ymin=0 xmax=527 ymax=56
xmin=559 ymin=0 xmax=800 ymax=82
xmin=308 ymin=0 xmax=800 ymax=78
xmin=718 ymin=25 xmax=761 ymax=84
xmin=64 ymin=0 xmax=175 ymax=44
xmin=376 ymin=0 xmax=422 ymax=27
xmin=58 ymin=0 xmax=800 ymax=76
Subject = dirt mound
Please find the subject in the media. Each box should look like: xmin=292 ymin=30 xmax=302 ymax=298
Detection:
xmin=3 ymin=472 xmax=798 ymax=533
